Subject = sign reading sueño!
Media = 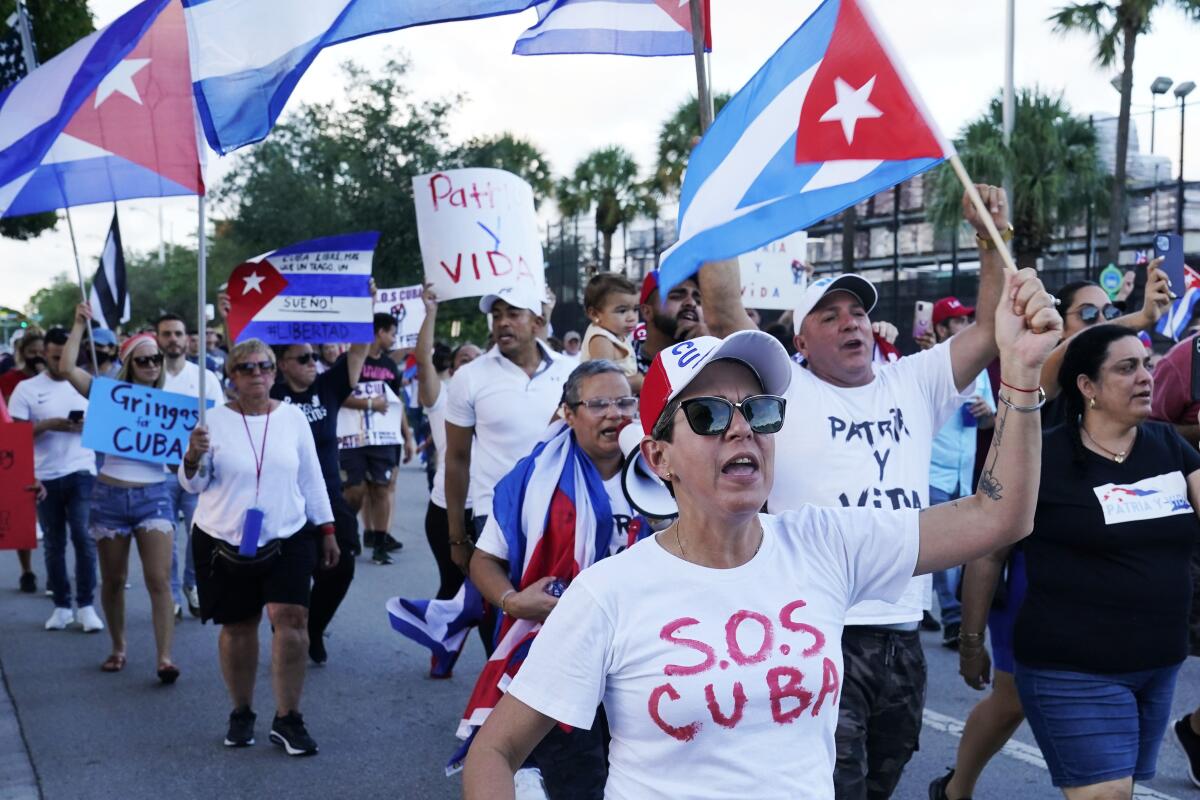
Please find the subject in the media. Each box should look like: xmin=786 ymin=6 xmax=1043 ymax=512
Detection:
xmin=414 ymin=168 xmax=545 ymax=302
xmin=81 ymin=378 xmax=215 ymax=465
xmin=374 ymin=285 xmax=426 ymax=351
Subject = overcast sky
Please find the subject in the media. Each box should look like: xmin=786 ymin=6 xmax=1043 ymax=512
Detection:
xmin=3 ymin=0 xmax=1199 ymax=313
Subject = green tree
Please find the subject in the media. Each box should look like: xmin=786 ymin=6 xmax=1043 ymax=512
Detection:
xmin=1050 ymin=0 xmax=1200 ymax=267
xmin=0 ymin=0 xmax=94 ymax=241
xmin=927 ymin=89 xmax=1108 ymax=268
xmin=653 ymin=93 xmax=731 ymax=197
xmin=25 ymin=272 xmax=80 ymax=328
xmin=452 ymin=133 xmax=554 ymax=205
xmin=557 ymin=146 xmax=651 ymax=272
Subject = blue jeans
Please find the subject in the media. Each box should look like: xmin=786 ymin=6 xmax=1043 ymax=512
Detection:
xmin=168 ymin=479 xmax=199 ymax=603
xmin=38 ymin=471 xmax=97 ymax=608
xmin=928 ymin=485 xmax=962 ymax=627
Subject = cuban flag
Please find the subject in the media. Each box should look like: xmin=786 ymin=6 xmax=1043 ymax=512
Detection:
xmin=184 ymin=0 xmax=540 ymax=155
xmin=225 ymin=231 xmax=379 ymax=345
xmin=1156 ymin=264 xmax=1200 ymax=341
xmin=514 ymin=0 xmax=710 ymax=56
xmin=387 ymin=582 xmax=484 ymax=679
xmin=0 ymin=0 xmax=203 ymax=218
xmin=658 ymin=0 xmax=953 ymax=292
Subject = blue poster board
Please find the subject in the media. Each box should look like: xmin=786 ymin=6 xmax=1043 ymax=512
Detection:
xmin=81 ymin=378 xmax=215 ymax=465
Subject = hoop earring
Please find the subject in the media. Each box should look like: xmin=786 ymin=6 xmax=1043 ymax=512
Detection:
xmin=1088 ymin=397 xmax=1096 ymax=409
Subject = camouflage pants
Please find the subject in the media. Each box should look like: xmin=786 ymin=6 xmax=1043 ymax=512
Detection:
xmin=833 ymin=627 xmax=927 ymax=800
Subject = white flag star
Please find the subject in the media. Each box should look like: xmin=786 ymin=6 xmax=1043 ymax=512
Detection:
xmin=94 ymin=58 xmax=151 ymax=108
xmin=242 ymin=271 xmax=266 ymax=294
xmin=819 ymin=76 xmax=883 ymax=145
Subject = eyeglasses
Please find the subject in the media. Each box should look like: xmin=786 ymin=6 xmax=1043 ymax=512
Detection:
xmin=131 ymin=354 xmax=163 ymax=368
xmin=289 ymin=353 xmax=317 ymax=365
xmin=569 ymin=396 xmax=638 ymax=414
xmin=678 ymin=395 xmax=787 ymax=437
xmin=1071 ymin=303 xmax=1121 ymax=325
xmin=232 ymin=360 xmax=276 ymax=375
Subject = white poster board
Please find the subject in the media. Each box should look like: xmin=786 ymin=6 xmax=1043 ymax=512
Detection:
xmin=738 ymin=232 xmax=808 ymax=310
xmin=336 ymin=382 xmax=404 ymax=449
xmin=413 ymin=168 xmax=545 ymax=301
xmin=374 ymin=285 xmax=426 ymax=350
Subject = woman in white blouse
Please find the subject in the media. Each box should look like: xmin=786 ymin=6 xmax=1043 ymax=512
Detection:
xmin=182 ymin=338 xmax=336 ymax=757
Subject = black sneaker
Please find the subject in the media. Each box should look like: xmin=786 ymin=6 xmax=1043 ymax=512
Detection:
xmin=928 ymin=768 xmax=966 ymax=800
xmin=941 ymin=622 xmax=961 ymax=650
xmin=371 ymin=546 xmax=393 ymax=565
xmin=362 ymin=530 xmax=379 ymax=549
xmin=270 ymin=711 xmax=318 ymax=756
xmin=224 ymin=706 xmax=256 ymax=747
xmin=381 ymin=533 xmax=403 ymax=553
xmin=920 ymin=611 xmax=941 ymax=632
xmin=18 ymin=572 xmax=36 ymax=594
xmin=1174 ymin=715 xmax=1200 ymax=788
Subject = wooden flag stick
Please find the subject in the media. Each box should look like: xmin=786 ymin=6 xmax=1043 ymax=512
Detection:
xmin=948 ymin=154 xmax=1018 ymax=274
xmin=689 ymin=0 xmax=713 ymax=134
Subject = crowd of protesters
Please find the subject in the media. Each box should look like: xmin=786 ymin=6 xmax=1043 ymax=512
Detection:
xmin=7 ymin=185 xmax=1200 ymax=800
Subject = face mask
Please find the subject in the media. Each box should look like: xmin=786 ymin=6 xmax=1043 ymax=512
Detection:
xmin=25 ymin=356 xmax=45 ymax=371
xmin=96 ymin=351 xmax=112 ymax=364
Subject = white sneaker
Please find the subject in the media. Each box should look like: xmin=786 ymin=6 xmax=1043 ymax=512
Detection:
xmin=76 ymin=605 xmax=105 ymax=633
xmin=45 ymin=607 xmax=74 ymax=630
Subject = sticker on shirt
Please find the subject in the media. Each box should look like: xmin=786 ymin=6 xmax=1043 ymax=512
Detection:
xmin=1093 ymin=471 xmax=1192 ymax=525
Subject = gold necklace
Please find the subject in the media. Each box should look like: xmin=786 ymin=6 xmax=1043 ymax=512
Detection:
xmin=1082 ymin=427 xmax=1131 ymax=464
xmin=672 ymin=522 xmax=763 ymax=562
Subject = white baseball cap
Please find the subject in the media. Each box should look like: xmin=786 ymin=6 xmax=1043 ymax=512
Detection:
xmin=479 ymin=285 xmax=544 ymax=315
xmin=638 ymin=330 xmax=793 ymax=436
xmin=792 ymin=274 xmax=878 ymax=335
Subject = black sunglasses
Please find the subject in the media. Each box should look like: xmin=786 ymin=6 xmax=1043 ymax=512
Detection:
xmin=131 ymin=353 xmax=163 ymax=368
xmin=1072 ymin=303 xmax=1121 ymax=325
xmin=232 ymin=360 xmax=276 ymax=375
xmin=290 ymin=353 xmax=317 ymax=365
xmin=678 ymin=395 xmax=787 ymax=436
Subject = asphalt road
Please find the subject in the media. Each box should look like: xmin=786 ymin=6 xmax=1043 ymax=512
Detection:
xmin=2 ymin=462 xmax=1199 ymax=799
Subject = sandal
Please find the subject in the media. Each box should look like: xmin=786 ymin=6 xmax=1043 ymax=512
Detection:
xmin=101 ymin=654 xmax=126 ymax=673
xmin=157 ymin=663 xmax=180 ymax=685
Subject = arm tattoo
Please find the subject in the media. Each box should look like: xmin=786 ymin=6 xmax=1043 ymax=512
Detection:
xmin=978 ymin=404 xmax=1009 ymax=501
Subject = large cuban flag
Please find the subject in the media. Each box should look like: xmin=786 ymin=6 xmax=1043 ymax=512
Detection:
xmin=225 ymin=232 xmax=380 ymax=345
xmin=513 ymin=0 xmax=710 ymax=57
xmin=0 ymin=0 xmax=203 ymax=218
xmin=185 ymin=0 xmax=540 ymax=155
xmin=658 ymin=0 xmax=953 ymax=292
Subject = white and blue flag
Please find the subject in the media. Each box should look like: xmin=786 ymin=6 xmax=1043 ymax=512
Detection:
xmin=184 ymin=0 xmax=539 ymax=154
xmin=513 ymin=0 xmax=709 ymax=57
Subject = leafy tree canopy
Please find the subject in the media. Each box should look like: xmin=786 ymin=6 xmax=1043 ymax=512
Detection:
xmin=654 ymin=92 xmax=730 ymax=197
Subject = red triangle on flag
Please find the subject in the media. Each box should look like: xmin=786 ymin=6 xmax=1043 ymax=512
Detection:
xmin=226 ymin=260 xmax=288 ymax=342
xmin=794 ymin=0 xmax=944 ymax=163
xmin=653 ymin=0 xmax=712 ymax=49
xmin=62 ymin=1 xmax=203 ymax=194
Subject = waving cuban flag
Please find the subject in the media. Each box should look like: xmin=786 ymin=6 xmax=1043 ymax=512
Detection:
xmin=514 ymin=0 xmax=710 ymax=56
xmin=659 ymin=0 xmax=953 ymax=292
xmin=0 ymin=0 xmax=203 ymax=218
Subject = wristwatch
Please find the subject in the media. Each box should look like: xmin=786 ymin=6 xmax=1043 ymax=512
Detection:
xmin=976 ymin=225 xmax=1014 ymax=251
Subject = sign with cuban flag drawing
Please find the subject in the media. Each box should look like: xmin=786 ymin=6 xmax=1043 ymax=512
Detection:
xmin=658 ymin=0 xmax=953 ymax=292
xmin=226 ymin=232 xmax=379 ymax=345
xmin=514 ymin=0 xmax=711 ymax=57
xmin=0 ymin=0 xmax=203 ymax=218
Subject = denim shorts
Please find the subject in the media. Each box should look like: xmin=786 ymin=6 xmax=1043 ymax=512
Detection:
xmin=1014 ymin=661 xmax=1181 ymax=787
xmin=89 ymin=480 xmax=175 ymax=539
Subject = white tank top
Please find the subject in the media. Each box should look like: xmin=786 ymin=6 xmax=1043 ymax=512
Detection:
xmin=580 ymin=324 xmax=638 ymax=377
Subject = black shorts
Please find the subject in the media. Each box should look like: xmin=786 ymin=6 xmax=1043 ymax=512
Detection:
xmin=339 ymin=445 xmax=400 ymax=487
xmin=192 ymin=525 xmax=318 ymax=625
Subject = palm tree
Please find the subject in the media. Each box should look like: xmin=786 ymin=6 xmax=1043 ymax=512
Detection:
xmin=927 ymin=88 xmax=1109 ymax=269
xmin=557 ymin=146 xmax=650 ymax=272
xmin=1050 ymin=0 xmax=1200 ymax=267
xmin=452 ymin=133 xmax=554 ymax=206
xmin=653 ymin=93 xmax=731 ymax=198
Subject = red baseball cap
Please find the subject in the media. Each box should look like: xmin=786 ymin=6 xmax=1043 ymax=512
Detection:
xmin=640 ymin=271 xmax=659 ymax=306
xmin=932 ymin=297 xmax=974 ymax=326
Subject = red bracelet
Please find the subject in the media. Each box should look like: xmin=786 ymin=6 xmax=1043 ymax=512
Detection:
xmin=1000 ymin=379 xmax=1038 ymax=393
xmin=319 ymin=524 xmax=335 ymax=537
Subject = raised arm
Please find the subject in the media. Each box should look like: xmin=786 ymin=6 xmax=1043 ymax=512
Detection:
xmin=947 ymin=185 xmax=1010 ymax=391
xmin=415 ymin=284 xmax=441 ymax=408
xmin=61 ymin=303 xmax=96 ymax=399
xmin=696 ymin=259 xmax=756 ymax=337
xmin=916 ymin=270 xmax=1062 ymax=574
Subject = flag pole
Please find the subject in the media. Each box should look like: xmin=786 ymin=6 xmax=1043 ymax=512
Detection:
xmin=197 ymin=194 xmax=207 ymax=426
xmin=689 ymin=0 xmax=712 ymax=133
xmin=62 ymin=207 xmax=100 ymax=372
xmin=948 ymin=154 xmax=1018 ymax=274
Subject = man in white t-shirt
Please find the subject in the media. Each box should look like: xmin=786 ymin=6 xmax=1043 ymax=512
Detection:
xmin=156 ymin=313 xmax=224 ymax=617
xmin=9 ymin=327 xmax=102 ymax=632
xmin=699 ymin=188 xmax=1041 ymax=798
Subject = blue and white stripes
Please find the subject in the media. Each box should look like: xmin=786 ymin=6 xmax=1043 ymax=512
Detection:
xmin=514 ymin=0 xmax=698 ymax=56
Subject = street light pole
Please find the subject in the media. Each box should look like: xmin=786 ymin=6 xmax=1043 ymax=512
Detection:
xmin=1176 ymin=81 xmax=1196 ymax=234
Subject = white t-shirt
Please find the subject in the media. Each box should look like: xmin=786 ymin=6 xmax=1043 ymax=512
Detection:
xmin=445 ymin=343 xmax=573 ymax=519
xmin=162 ymin=359 xmax=223 ymax=402
xmin=767 ymin=342 xmax=961 ymax=625
xmin=476 ymin=473 xmax=635 ymax=561
xmin=425 ymin=380 xmax=473 ymax=510
xmin=8 ymin=373 xmax=94 ymax=480
xmin=508 ymin=508 xmax=920 ymax=800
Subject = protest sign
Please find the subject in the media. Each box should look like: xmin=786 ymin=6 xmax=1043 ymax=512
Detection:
xmin=227 ymin=231 xmax=379 ymax=345
xmin=0 ymin=422 xmax=36 ymax=551
xmin=738 ymin=232 xmax=809 ymax=310
xmin=336 ymin=382 xmax=404 ymax=449
xmin=81 ymin=377 xmax=214 ymax=465
xmin=414 ymin=168 xmax=545 ymax=301
xmin=375 ymin=285 xmax=427 ymax=350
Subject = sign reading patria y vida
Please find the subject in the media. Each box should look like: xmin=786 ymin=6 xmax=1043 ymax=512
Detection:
xmin=739 ymin=232 xmax=809 ymax=311
xmin=413 ymin=168 xmax=545 ymax=301
xmin=81 ymin=377 xmax=215 ymax=465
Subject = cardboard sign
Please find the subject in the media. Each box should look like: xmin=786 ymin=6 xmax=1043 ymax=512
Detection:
xmin=374 ymin=285 xmax=427 ymax=350
xmin=81 ymin=377 xmax=214 ymax=465
xmin=335 ymin=382 xmax=404 ymax=449
xmin=0 ymin=422 xmax=37 ymax=550
xmin=414 ymin=168 xmax=545 ymax=301
xmin=738 ymin=232 xmax=809 ymax=310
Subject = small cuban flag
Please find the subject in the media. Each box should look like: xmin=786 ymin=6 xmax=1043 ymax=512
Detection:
xmin=226 ymin=232 xmax=379 ymax=345
xmin=513 ymin=0 xmax=711 ymax=57
xmin=658 ymin=0 xmax=953 ymax=292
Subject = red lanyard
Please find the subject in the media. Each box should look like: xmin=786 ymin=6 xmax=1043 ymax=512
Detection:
xmin=238 ymin=404 xmax=270 ymax=504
